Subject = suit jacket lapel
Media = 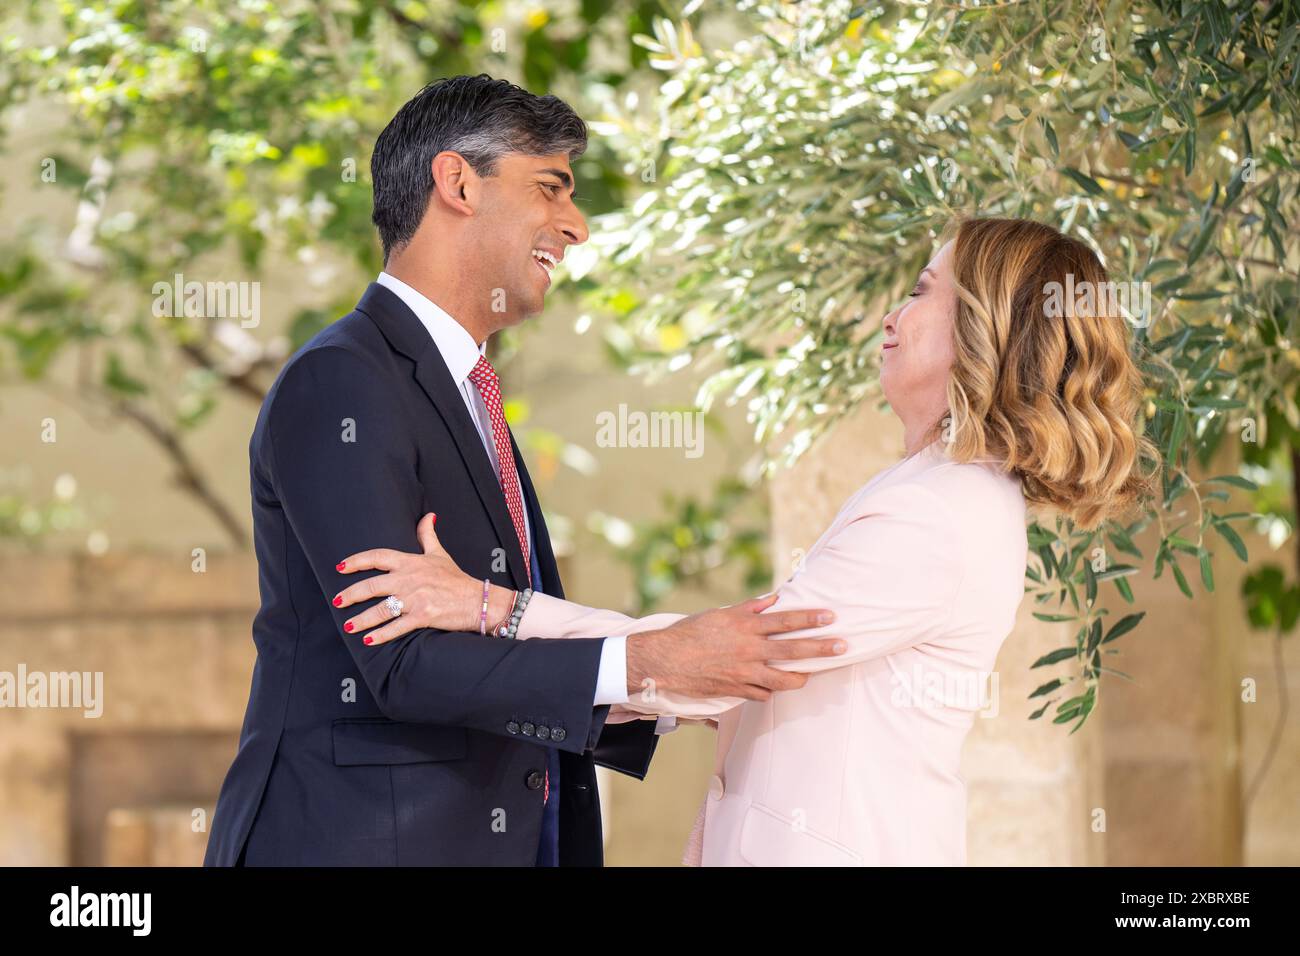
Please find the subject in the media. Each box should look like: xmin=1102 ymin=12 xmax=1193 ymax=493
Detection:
xmin=511 ymin=430 xmax=564 ymax=599
xmin=356 ymin=283 xmax=530 ymax=590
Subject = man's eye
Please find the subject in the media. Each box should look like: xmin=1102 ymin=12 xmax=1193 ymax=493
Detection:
xmin=542 ymin=183 xmax=562 ymax=195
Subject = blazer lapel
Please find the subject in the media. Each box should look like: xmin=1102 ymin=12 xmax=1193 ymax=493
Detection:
xmin=356 ymin=283 xmax=530 ymax=590
xmin=511 ymin=430 xmax=563 ymax=599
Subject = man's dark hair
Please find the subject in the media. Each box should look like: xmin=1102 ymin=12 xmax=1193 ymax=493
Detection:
xmin=370 ymin=74 xmax=588 ymax=261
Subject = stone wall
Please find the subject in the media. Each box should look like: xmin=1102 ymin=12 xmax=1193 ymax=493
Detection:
xmin=0 ymin=551 xmax=707 ymax=865
xmin=0 ymin=552 xmax=258 ymax=865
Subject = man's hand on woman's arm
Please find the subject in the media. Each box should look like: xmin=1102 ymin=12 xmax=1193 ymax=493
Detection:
xmin=625 ymin=594 xmax=846 ymax=702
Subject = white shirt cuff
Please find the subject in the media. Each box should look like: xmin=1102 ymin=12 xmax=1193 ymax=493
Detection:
xmin=593 ymin=635 xmax=630 ymax=706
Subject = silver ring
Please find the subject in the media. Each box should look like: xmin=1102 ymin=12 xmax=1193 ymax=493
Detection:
xmin=383 ymin=595 xmax=404 ymax=619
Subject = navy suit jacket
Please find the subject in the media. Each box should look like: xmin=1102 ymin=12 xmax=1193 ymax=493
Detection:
xmin=204 ymin=283 xmax=658 ymax=866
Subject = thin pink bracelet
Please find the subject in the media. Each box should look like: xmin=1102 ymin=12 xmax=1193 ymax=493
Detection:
xmin=495 ymin=589 xmax=520 ymax=637
xmin=479 ymin=578 xmax=491 ymax=635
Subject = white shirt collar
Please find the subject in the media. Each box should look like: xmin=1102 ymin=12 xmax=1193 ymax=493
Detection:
xmin=376 ymin=271 xmax=485 ymax=385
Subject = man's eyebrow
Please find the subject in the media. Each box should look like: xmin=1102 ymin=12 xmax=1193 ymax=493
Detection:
xmin=537 ymin=167 xmax=575 ymax=196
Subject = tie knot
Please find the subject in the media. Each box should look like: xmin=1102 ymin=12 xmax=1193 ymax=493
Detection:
xmin=468 ymin=354 xmax=498 ymax=387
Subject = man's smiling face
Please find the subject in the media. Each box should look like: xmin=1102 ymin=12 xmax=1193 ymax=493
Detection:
xmin=470 ymin=151 xmax=589 ymax=323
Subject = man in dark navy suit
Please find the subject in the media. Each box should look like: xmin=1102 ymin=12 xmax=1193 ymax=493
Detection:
xmin=205 ymin=75 xmax=841 ymax=866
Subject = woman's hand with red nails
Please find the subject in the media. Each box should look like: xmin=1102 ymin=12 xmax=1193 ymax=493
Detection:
xmin=333 ymin=513 xmax=496 ymax=645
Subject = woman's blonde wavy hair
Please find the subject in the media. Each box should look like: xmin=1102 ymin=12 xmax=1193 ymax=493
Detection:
xmin=931 ymin=217 xmax=1160 ymax=529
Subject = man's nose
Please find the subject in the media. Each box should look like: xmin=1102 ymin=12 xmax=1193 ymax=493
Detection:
xmin=557 ymin=203 xmax=589 ymax=245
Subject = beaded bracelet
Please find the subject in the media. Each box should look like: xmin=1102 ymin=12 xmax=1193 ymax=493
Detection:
xmin=499 ymin=587 xmax=533 ymax=640
xmin=478 ymin=578 xmax=491 ymax=635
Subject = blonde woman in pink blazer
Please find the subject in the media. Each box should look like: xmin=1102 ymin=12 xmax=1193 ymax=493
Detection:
xmin=337 ymin=217 xmax=1157 ymax=865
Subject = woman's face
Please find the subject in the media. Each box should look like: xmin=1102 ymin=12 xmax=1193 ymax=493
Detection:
xmin=880 ymin=240 xmax=958 ymax=425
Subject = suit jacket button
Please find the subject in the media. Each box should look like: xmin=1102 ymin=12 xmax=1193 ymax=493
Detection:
xmin=506 ymin=721 xmax=520 ymax=735
xmin=536 ymin=725 xmax=551 ymax=740
xmin=708 ymin=774 xmax=725 ymax=799
xmin=551 ymin=727 xmax=566 ymax=742
xmin=522 ymin=722 xmax=535 ymax=736
xmin=525 ymin=770 xmax=545 ymax=790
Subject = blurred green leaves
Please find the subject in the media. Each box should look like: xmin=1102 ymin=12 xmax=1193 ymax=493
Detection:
xmin=586 ymin=0 xmax=1299 ymax=728
xmin=590 ymin=477 xmax=770 ymax=613
xmin=1243 ymin=564 xmax=1300 ymax=633
xmin=0 ymin=0 xmax=684 ymax=542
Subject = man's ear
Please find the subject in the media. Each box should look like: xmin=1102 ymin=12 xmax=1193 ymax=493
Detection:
xmin=430 ymin=151 xmax=478 ymax=217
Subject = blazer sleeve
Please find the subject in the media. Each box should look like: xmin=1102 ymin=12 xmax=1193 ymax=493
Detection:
xmin=763 ymin=481 xmax=964 ymax=672
xmin=519 ymin=594 xmax=746 ymax=718
xmin=266 ymin=345 xmax=608 ymax=754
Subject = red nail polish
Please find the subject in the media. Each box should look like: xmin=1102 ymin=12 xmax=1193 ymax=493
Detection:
xmin=336 ymin=562 xmax=346 ymax=571
xmin=344 ymin=622 xmax=354 ymax=633
xmin=431 ymin=513 xmax=437 ymax=526
xmin=333 ymin=596 xmax=342 ymax=607
xmin=363 ymin=636 xmax=373 ymax=645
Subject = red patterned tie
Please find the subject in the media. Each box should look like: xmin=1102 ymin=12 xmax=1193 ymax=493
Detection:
xmin=466 ymin=356 xmax=532 ymax=587
xmin=467 ymin=355 xmax=543 ymax=803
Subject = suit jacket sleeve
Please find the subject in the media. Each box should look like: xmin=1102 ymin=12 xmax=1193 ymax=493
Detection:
xmin=265 ymin=345 xmax=607 ymax=754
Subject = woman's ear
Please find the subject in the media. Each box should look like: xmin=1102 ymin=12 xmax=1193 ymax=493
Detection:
xmin=430 ymin=150 xmax=477 ymax=217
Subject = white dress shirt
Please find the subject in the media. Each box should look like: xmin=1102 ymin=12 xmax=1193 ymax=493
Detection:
xmin=375 ymin=272 xmax=631 ymax=710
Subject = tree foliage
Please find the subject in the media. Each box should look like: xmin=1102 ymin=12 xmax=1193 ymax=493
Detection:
xmin=0 ymin=0 xmax=670 ymax=542
xmin=588 ymin=0 xmax=1299 ymax=728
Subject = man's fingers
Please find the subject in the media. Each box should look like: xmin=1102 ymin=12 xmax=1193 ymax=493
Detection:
xmin=724 ymin=683 xmax=773 ymax=702
xmin=415 ymin=513 xmax=442 ymax=555
xmin=337 ymin=548 xmax=403 ymax=573
xmin=734 ymin=592 xmax=779 ymax=614
xmin=749 ymin=667 xmax=811 ymax=693
xmin=756 ymin=607 xmax=835 ymax=635
xmin=764 ymin=636 xmax=848 ymax=660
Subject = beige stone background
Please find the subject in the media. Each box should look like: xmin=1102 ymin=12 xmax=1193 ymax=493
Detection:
xmin=2 ymin=99 xmax=1297 ymax=868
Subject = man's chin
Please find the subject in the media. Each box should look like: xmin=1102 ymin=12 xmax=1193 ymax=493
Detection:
xmin=515 ymin=291 xmax=547 ymax=321
xmin=497 ymin=303 xmax=541 ymax=329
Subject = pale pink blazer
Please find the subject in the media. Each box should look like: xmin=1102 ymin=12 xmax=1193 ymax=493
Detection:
xmin=519 ymin=439 xmax=1027 ymax=865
